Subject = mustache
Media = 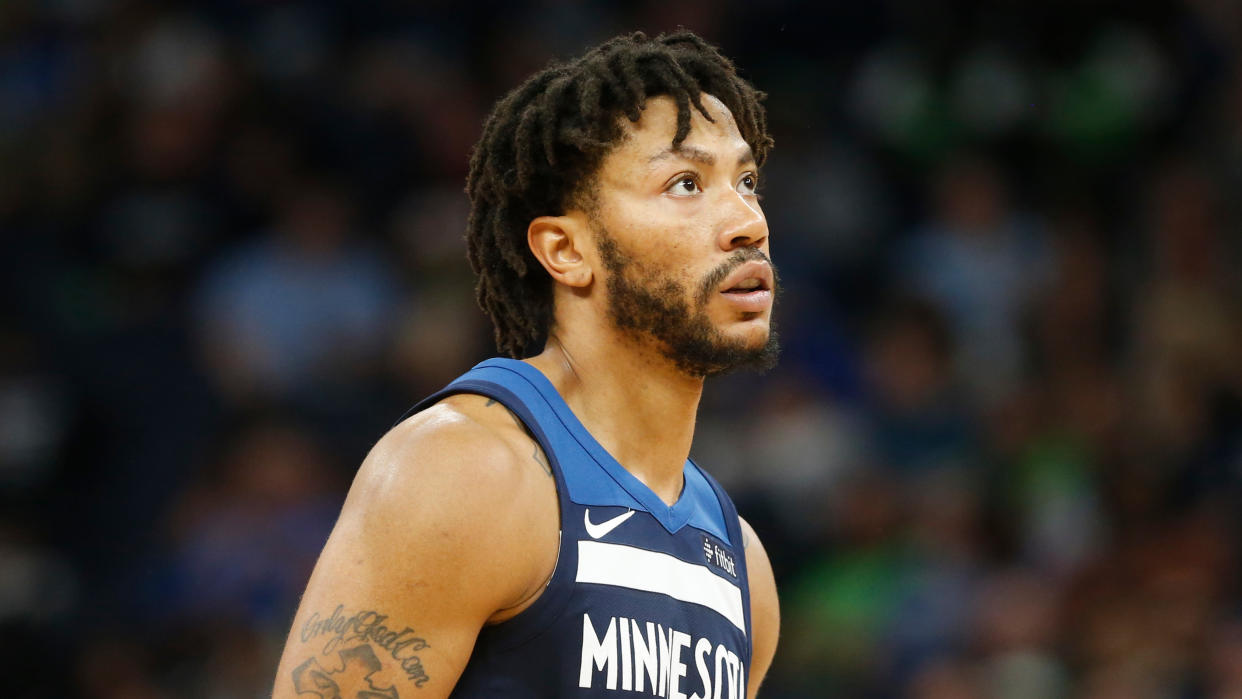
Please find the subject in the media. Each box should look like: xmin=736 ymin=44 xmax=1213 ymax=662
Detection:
xmin=697 ymin=248 xmax=778 ymax=304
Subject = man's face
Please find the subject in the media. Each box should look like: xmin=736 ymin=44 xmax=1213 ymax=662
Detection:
xmin=585 ymin=94 xmax=778 ymax=377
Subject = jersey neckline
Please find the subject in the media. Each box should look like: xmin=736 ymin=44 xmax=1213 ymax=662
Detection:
xmin=479 ymin=357 xmax=701 ymax=534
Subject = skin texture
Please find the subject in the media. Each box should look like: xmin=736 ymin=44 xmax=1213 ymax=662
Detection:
xmin=271 ymin=93 xmax=780 ymax=698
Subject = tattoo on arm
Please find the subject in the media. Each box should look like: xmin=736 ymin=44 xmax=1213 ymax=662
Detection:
xmin=484 ymin=397 xmax=553 ymax=478
xmin=742 ymin=525 xmax=752 ymax=548
xmin=291 ymin=605 xmax=431 ymax=697
xmin=531 ymin=444 xmax=551 ymax=476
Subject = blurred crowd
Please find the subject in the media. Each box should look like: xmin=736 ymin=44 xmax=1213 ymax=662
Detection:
xmin=3 ymin=0 xmax=1242 ymax=697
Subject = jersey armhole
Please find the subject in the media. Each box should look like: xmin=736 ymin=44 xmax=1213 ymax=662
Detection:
xmin=700 ymin=467 xmax=754 ymax=660
xmin=415 ymin=383 xmax=579 ymax=651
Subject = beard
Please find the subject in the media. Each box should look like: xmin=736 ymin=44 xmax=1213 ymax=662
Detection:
xmin=595 ymin=225 xmax=780 ymax=378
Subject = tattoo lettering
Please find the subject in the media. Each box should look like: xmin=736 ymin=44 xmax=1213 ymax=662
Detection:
xmin=293 ymin=644 xmax=398 ymax=698
xmin=297 ymin=606 xmax=431 ymax=690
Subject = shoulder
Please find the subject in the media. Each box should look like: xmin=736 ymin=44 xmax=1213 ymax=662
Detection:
xmin=348 ymin=400 xmax=494 ymax=511
xmin=272 ymin=395 xmax=559 ymax=697
xmin=336 ymin=393 xmax=559 ymax=607
xmin=740 ymin=515 xmax=780 ymax=697
xmin=357 ymin=393 xmax=545 ymax=502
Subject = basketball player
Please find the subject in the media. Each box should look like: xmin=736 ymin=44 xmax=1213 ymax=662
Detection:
xmin=272 ymin=31 xmax=780 ymax=698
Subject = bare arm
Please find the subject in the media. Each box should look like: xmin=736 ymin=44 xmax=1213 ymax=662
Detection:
xmin=741 ymin=516 xmax=780 ymax=698
xmin=272 ymin=397 xmax=558 ymax=698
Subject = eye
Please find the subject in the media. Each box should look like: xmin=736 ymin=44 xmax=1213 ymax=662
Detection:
xmin=737 ymin=172 xmax=759 ymax=195
xmin=668 ymin=175 xmax=701 ymax=195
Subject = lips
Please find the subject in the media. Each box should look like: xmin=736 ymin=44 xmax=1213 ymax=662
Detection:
xmin=716 ymin=260 xmax=774 ymax=313
xmin=719 ymin=261 xmax=774 ymax=294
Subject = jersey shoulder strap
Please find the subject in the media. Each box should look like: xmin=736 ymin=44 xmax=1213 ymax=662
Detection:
xmin=399 ymin=357 xmax=734 ymax=543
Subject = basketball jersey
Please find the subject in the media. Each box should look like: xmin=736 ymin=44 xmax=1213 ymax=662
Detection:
xmin=400 ymin=358 xmax=753 ymax=698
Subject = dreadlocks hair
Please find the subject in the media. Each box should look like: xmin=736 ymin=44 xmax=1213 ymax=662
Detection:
xmin=465 ymin=30 xmax=774 ymax=358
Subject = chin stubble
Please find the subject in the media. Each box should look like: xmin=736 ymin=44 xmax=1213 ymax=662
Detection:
xmin=596 ymin=229 xmax=780 ymax=378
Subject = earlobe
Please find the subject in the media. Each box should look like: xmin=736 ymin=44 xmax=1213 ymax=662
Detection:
xmin=528 ymin=216 xmax=593 ymax=288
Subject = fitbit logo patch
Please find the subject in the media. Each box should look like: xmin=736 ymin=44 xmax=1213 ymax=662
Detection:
xmin=701 ymin=535 xmax=737 ymax=579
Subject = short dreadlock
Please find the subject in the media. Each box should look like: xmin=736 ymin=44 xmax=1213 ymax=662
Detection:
xmin=465 ymin=30 xmax=774 ymax=358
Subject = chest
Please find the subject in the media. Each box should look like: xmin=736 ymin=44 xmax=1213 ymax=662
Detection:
xmin=564 ymin=504 xmax=751 ymax=698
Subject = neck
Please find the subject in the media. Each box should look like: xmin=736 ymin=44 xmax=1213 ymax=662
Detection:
xmin=525 ymin=332 xmax=703 ymax=505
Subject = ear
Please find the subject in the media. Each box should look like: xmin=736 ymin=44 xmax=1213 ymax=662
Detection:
xmin=528 ymin=215 xmax=593 ymax=288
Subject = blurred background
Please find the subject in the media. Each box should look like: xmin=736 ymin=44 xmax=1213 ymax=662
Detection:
xmin=2 ymin=0 xmax=1241 ymax=696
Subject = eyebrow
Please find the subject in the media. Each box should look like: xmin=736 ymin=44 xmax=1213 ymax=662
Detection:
xmin=648 ymin=144 xmax=756 ymax=168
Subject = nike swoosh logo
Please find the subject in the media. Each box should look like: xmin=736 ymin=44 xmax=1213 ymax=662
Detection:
xmin=584 ymin=509 xmax=635 ymax=539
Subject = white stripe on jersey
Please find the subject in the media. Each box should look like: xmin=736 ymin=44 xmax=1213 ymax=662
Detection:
xmin=575 ymin=540 xmax=746 ymax=633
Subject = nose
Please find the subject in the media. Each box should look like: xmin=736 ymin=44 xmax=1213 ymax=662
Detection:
xmin=715 ymin=189 xmax=768 ymax=251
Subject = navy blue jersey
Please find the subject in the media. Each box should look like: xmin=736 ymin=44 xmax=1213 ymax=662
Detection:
xmin=400 ymin=358 xmax=752 ymax=698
